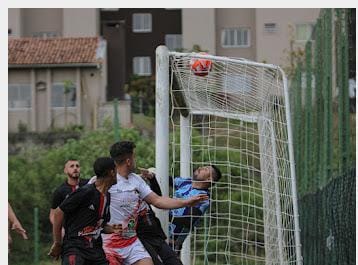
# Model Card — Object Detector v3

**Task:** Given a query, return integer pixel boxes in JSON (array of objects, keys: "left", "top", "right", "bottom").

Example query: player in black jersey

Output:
[
  {"left": 50, "top": 159, "right": 88, "bottom": 226},
  {"left": 48, "top": 157, "right": 117, "bottom": 265},
  {"left": 137, "top": 169, "right": 183, "bottom": 265}
]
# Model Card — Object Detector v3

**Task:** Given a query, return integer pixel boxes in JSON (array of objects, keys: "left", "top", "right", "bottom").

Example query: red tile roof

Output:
[{"left": 8, "top": 37, "right": 104, "bottom": 66}]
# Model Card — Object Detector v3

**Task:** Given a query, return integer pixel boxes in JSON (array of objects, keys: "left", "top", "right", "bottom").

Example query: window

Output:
[
  {"left": 221, "top": 28, "right": 250, "bottom": 48},
  {"left": 165, "top": 34, "right": 182, "bottom": 51},
  {"left": 133, "top": 57, "right": 152, "bottom": 76},
  {"left": 9, "top": 84, "right": 32, "bottom": 109},
  {"left": 132, "top": 13, "right": 152, "bottom": 33},
  {"left": 51, "top": 82, "right": 76, "bottom": 108},
  {"left": 264, "top": 23, "right": 277, "bottom": 33},
  {"left": 295, "top": 24, "right": 315, "bottom": 41}
]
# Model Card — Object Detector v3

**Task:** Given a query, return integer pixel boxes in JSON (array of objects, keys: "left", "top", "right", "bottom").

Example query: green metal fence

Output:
[
  {"left": 289, "top": 8, "right": 355, "bottom": 265},
  {"left": 299, "top": 168, "right": 355, "bottom": 265},
  {"left": 290, "top": 8, "right": 355, "bottom": 192}
]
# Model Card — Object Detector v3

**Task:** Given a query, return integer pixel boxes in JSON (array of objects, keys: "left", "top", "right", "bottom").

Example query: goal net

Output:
[{"left": 155, "top": 46, "right": 302, "bottom": 265}]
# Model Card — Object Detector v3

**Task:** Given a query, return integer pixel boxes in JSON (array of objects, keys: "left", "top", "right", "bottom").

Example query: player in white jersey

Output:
[{"left": 103, "top": 141, "right": 208, "bottom": 265}]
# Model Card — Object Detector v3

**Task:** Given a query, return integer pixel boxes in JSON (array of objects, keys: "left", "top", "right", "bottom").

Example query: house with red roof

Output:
[{"left": 8, "top": 36, "right": 114, "bottom": 132}]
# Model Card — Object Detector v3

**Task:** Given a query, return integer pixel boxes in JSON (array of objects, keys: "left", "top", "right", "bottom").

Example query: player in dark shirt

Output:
[
  {"left": 49, "top": 159, "right": 88, "bottom": 226},
  {"left": 48, "top": 157, "right": 117, "bottom": 265},
  {"left": 137, "top": 169, "right": 183, "bottom": 265}
]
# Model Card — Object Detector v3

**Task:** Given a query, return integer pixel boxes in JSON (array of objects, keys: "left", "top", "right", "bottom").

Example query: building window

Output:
[
  {"left": 221, "top": 28, "right": 250, "bottom": 48},
  {"left": 51, "top": 82, "right": 76, "bottom": 108},
  {"left": 32, "top": 31, "right": 60, "bottom": 38},
  {"left": 133, "top": 57, "right": 152, "bottom": 76},
  {"left": 165, "top": 34, "right": 182, "bottom": 51},
  {"left": 264, "top": 23, "right": 277, "bottom": 33},
  {"left": 8, "top": 84, "right": 31, "bottom": 109},
  {"left": 132, "top": 13, "right": 152, "bottom": 33},
  {"left": 295, "top": 24, "right": 315, "bottom": 41}
]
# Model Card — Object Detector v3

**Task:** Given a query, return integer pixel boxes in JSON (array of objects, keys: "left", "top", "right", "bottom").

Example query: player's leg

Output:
[
  {"left": 126, "top": 238, "right": 153, "bottom": 265},
  {"left": 157, "top": 240, "right": 183, "bottom": 265},
  {"left": 62, "top": 251, "right": 85, "bottom": 265},
  {"left": 132, "top": 257, "right": 153, "bottom": 265},
  {"left": 139, "top": 238, "right": 164, "bottom": 265},
  {"left": 87, "top": 247, "right": 110, "bottom": 265},
  {"left": 103, "top": 248, "right": 124, "bottom": 265}
]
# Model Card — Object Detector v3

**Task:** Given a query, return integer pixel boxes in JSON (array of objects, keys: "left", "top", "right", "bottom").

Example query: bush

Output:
[{"left": 8, "top": 127, "right": 155, "bottom": 264}]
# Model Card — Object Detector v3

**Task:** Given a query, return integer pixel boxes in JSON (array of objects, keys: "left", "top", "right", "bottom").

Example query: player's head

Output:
[
  {"left": 64, "top": 158, "right": 80, "bottom": 179},
  {"left": 93, "top": 157, "right": 117, "bottom": 186},
  {"left": 193, "top": 165, "right": 222, "bottom": 188},
  {"left": 110, "top": 141, "right": 136, "bottom": 173}
]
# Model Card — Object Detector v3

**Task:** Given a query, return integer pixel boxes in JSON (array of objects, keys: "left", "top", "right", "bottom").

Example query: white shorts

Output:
[{"left": 102, "top": 235, "right": 151, "bottom": 265}]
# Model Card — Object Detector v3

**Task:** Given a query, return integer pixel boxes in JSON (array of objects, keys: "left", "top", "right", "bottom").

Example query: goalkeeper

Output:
[
  {"left": 168, "top": 165, "right": 222, "bottom": 255},
  {"left": 140, "top": 165, "right": 222, "bottom": 256}
]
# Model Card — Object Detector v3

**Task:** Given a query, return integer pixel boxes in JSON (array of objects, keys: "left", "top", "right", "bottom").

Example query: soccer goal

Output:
[{"left": 155, "top": 46, "right": 302, "bottom": 265}]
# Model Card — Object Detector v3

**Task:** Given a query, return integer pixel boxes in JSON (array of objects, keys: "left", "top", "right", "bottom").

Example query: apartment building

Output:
[
  {"left": 8, "top": 8, "right": 182, "bottom": 132},
  {"left": 100, "top": 8, "right": 182, "bottom": 100},
  {"left": 8, "top": 8, "right": 320, "bottom": 132},
  {"left": 183, "top": 8, "right": 320, "bottom": 67}
]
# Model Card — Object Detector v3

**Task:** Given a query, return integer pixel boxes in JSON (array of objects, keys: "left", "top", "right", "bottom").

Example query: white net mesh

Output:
[{"left": 168, "top": 52, "right": 300, "bottom": 265}]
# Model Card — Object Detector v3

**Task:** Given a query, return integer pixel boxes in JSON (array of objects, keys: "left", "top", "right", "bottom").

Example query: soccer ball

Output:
[{"left": 190, "top": 53, "right": 212, "bottom": 77}]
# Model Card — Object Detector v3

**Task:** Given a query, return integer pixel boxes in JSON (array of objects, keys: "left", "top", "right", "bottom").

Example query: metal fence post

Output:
[{"left": 34, "top": 207, "right": 39, "bottom": 265}]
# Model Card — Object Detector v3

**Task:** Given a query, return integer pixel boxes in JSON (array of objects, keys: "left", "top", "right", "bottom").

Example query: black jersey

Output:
[
  {"left": 137, "top": 177, "right": 166, "bottom": 240},
  {"left": 51, "top": 179, "right": 88, "bottom": 209},
  {"left": 137, "top": 204, "right": 166, "bottom": 240},
  {"left": 59, "top": 183, "right": 110, "bottom": 249}
]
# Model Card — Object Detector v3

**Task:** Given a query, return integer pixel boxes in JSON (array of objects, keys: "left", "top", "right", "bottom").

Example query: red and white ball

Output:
[{"left": 190, "top": 53, "right": 212, "bottom": 77}]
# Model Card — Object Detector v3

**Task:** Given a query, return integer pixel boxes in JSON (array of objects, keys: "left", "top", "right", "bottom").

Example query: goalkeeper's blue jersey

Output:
[{"left": 169, "top": 177, "right": 210, "bottom": 246}]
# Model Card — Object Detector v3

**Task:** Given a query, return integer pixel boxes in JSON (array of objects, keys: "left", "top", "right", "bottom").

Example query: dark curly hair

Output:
[
  {"left": 110, "top": 141, "right": 136, "bottom": 164},
  {"left": 93, "top": 157, "right": 115, "bottom": 179}
]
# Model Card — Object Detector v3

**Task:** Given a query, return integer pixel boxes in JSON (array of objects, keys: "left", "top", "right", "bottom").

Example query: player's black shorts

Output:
[{"left": 62, "top": 246, "right": 108, "bottom": 265}]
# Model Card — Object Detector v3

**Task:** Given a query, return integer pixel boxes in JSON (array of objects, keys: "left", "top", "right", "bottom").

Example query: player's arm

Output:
[
  {"left": 49, "top": 190, "right": 63, "bottom": 225},
  {"left": 139, "top": 167, "right": 173, "bottom": 190},
  {"left": 52, "top": 208, "right": 64, "bottom": 244},
  {"left": 48, "top": 207, "right": 63, "bottom": 259},
  {"left": 144, "top": 191, "right": 208, "bottom": 209},
  {"left": 8, "top": 202, "right": 28, "bottom": 240}
]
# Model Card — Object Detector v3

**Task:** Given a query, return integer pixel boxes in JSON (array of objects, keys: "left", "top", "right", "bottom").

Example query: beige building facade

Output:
[
  {"left": 8, "top": 8, "right": 100, "bottom": 38},
  {"left": 182, "top": 8, "right": 320, "bottom": 67}
]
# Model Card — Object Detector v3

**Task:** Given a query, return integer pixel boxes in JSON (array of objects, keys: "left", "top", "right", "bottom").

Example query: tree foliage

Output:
[{"left": 8, "top": 127, "right": 155, "bottom": 264}]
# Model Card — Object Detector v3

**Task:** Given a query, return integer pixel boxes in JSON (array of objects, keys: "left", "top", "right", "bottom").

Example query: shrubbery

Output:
[{"left": 8, "top": 127, "right": 155, "bottom": 264}]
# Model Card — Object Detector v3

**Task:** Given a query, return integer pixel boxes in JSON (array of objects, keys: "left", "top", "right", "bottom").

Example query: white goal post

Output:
[{"left": 155, "top": 45, "right": 302, "bottom": 265}]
